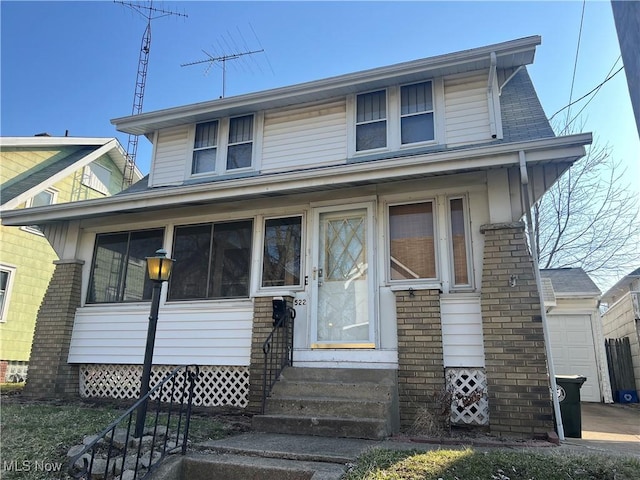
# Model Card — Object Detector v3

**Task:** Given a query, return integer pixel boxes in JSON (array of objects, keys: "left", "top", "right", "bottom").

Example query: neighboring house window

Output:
[
  {"left": 388, "top": 202, "right": 437, "bottom": 280},
  {"left": 82, "top": 163, "right": 112, "bottom": 194},
  {"left": 192, "top": 120, "right": 219, "bottom": 174},
  {"left": 227, "top": 115, "right": 253, "bottom": 170},
  {"left": 0, "top": 266, "right": 16, "bottom": 322},
  {"left": 262, "top": 216, "right": 302, "bottom": 288},
  {"left": 22, "top": 188, "right": 57, "bottom": 235},
  {"left": 449, "top": 197, "right": 471, "bottom": 287},
  {"left": 169, "top": 220, "right": 253, "bottom": 300},
  {"left": 401, "top": 81, "right": 434, "bottom": 144},
  {"left": 86, "top": 229, "right": 165, "bottom": 303},
  {"left": 356, "top": 90, "right": 387, "bottom": 151}
]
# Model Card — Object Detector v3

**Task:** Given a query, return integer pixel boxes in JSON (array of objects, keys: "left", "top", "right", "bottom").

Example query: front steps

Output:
[{"left": 252, "top": 367, "right": 399, "bottom": 440}]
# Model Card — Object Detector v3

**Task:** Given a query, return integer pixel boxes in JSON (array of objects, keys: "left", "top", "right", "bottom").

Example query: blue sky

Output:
[{"left": 1, "top": 0, "right": 638, "bottom": 181}]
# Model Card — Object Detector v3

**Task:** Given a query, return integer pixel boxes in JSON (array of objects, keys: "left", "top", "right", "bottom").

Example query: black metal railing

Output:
[
  {"left": 261, "top": 306, "right": 295, "bottom": 413},
  {"left": 68, "top": 365, "right": 199, "bottom": 480}
]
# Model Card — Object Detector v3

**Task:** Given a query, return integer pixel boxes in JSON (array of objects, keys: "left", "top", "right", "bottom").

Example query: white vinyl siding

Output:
[
  {"left": 444, "top": 72, "right": 492, "bottom": 147},
  {"left": 262, "top": 100, "right": 347, "bottom": 172},
  {"left": 68, "top": 303, "right": 254, "bottom": 365},
  {"left": 440, "top": 295, "right": 485, "bottom": 367},
  {"left": 152, "top": 126, "right": 190, "bottom": 186}
]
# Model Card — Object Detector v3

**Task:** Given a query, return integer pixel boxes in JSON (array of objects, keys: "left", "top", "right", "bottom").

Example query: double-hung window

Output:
[
  {"left": 262, "top": 216, "right": 302, "bottom": 288},
  {"left": 227, "top": 115, "right": 253, "bottom": 170},
  {"left": 192, "top": 121, "right": 218, "bottom": 175},
  {"left": 87, "top": 228, "right": 165, "bottom": 303},
  {"left": 356, "top": 90, "right": 387, "bottom": 151},
  {"left": 169, "top": 220, "right": 253, "bottom": 300},
  {"left": 388, "top": 201, "right": 437, "bottom": 280},
  {"left": 401, "top": 81, "right": 434, "bottom": 144}
]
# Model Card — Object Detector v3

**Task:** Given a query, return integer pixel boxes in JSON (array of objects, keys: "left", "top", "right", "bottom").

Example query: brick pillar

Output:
[
  {"left": 247, "top": 296, "right": 294, "bottom": 413},
  {"left": 479, "top": 222, "right": 553, "bottom": 437},
  {"left": 395, "top": 289, "right": 445, "bottom": 430},
  {"left": 23, "top": 260, "right": 83, "bottom": 398}
]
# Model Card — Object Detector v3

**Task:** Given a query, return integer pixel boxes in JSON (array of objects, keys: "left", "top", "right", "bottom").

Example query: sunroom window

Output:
[
  {"left": 227, "top": 115, "right": 253, "bottom": 170},
  {"left": 87, "top": 229, "right": 165, "bottom": 303},
  {"left": 192, "top": 120, "right": 218, "bottom": 174},
  {"left": 449, "top": 197, "right": 471, "bottom": 286},
  {"left": 401, "top": 81, "right": 434, "bottom": 144},
  {"left": 169, "top": 220, "right": 253, "bottom": 300},
  {"left": 389, "top": 201, "right": 436, "bottom": 280},
  {"left": 356, "top": 90, "right": 387, "bottom": 151},
  {"left": 262, "top": 216, "right": 302, "bottom": 288}
]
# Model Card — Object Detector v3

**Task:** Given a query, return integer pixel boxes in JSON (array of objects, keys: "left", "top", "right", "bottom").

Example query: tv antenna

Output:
[
  {"left": 182, "top": 26, "right": 270, "bottom": 98},
  {"left": 115, "top": 1, "right": 187, "bottom": 187}
]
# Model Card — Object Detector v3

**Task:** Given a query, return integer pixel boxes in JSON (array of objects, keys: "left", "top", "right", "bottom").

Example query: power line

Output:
[{"left": 565, "top": 0, "right": 587, "bottom": 128}]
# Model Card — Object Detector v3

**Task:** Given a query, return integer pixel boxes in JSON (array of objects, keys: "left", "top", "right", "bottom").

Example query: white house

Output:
[{"left": 1, "top": 36, "right": 592, "bottom": 439}]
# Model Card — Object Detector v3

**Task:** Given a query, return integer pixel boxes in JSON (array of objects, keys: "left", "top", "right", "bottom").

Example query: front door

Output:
[{"left": 310, "top": 204, "right": 375, "bottom": 348}]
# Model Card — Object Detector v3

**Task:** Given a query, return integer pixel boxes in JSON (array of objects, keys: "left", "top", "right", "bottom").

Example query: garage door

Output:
[{"left": 547, "top": 314, "right": 601, "bottom": 402}]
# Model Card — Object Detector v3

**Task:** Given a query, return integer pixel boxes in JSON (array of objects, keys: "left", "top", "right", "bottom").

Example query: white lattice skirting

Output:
[
  {"left": 445, "top": 367, "right": 489, "bottom": 426},
  {"left": 79, "top": 364, "right": 250, "bottom": 408}
]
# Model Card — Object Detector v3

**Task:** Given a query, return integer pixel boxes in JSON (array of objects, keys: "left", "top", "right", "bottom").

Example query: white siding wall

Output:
[
  {"left": 261, "top": 100, "right": 347, "bottom": 172},
  {"left": 440, "top": 295, "right": 485, "bottom": 367},
  {"left": 151, "top": 126, "right": 190, "bottom": 187},
  {"left": 68, "top": 301, "right": 253, "bottom": 366},
  {"left": 444, "top": 72, "right": 492, "bottom": 147}
]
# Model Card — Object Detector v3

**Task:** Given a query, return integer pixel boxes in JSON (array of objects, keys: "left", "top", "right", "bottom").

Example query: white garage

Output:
[{"left": 541, "top": 268, "right": 612, "bottom": 403}]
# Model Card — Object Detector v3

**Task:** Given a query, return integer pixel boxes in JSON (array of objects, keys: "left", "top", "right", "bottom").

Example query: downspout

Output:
[
  {"left": 519, "top": 150, "right": 565, "bottom": 441},
  {"left": 487, "top": 52, "right": 498, "bottom": 138}
]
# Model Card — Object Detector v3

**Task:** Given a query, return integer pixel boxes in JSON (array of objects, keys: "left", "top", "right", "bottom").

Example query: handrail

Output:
[
  {"left": 68, "top": 364, "right": 199, "bottom": 480},
  {"left": 261, "top": 307, "right": 295, "bottom": 414}
]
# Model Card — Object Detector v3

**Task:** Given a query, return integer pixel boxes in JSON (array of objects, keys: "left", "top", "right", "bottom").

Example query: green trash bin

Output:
[{"left": 555, "top": 375, "right": 587, "bottom": 438}]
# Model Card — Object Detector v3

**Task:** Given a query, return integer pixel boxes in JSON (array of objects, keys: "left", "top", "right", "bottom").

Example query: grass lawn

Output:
[
  {"left": 343, "top": 447, "right": 640, "bottom": 480},
  {"left": 0, "top": 385, "right": 243, "bottom": 480}
]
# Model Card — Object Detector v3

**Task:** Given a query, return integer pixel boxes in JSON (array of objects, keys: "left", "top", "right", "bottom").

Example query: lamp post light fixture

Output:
[{"left": 135, "top": 248, "right": 175, "bottom": 438}]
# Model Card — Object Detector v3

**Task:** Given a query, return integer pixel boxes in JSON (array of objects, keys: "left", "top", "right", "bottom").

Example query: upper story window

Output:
[
  {"left": 22, "top": 188, "right": 57, "bottom": 235},
  {"left": 0, "top": 266, "right": 15, "bottom": 322},
  {"left": 401, "top": 81, "right": 434, "bottom": 144},
  {"left": 191, "top": 115, "right": 255, "bottom": 177},
  {"left": 227, "top": 115, "right": 253, "bottom": 170},
  {"left": 87, "top": 229, "right": 165, "bottom": 303},
  {"left": 356, "top": 90, "right": 387, "bottom": 151},
  {"left": 82, "top": 163, "right": 112, "bottom": 195},
  {"left": 169, "top": 220, "right": 253, "bottom": 300},
  {"left": 388, "top": 201, "right": 437, "bottom": 281},
  {"left": 192, "top": 121, "right": 218, "bottom": 175}
]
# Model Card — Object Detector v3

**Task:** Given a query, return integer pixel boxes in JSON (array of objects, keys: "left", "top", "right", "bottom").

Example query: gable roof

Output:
[
  {"left": 113, "top": 36, "right": 542, "bottom": 136},
  {"left": 0, "top": 137, "right": 138, "bottom": 210},
  {"left": 602, "top": 266, "right": 640, "bottom": 302},
  {"left": 539, "top": 268, "right": 601, "bottom": 297}
]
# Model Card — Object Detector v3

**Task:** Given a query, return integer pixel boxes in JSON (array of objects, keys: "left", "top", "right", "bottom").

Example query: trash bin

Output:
[{"left": 555, "top": 375, "right": 587, "bottom": 438}]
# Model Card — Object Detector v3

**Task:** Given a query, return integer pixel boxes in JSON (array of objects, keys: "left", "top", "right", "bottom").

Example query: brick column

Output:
[
  {"left": 23, "top": 260, "right": 83, "bottom": 398},
  {"left": 479, "top": 222, "right": 553, "bottom": 437},
  {"left": 247, "top": 296, "right": 294, "bottom": 413},
  {"left": 395, "top": 289, "right": 445, "bottom": 430}
]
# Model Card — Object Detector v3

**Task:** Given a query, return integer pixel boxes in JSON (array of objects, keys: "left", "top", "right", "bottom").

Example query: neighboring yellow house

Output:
[{"left": 0, "top": 135, "right": 141, "bottom": 382}]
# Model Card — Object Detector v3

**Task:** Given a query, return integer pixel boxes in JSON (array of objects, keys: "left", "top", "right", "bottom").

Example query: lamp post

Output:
[{"left": 135, "top": 248, "right": 175, "bottom": 438}]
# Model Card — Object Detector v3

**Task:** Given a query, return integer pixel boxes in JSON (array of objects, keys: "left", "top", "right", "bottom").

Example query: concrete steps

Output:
[{"left": 252, "top": 367, "right": 399, "bottom": 440}]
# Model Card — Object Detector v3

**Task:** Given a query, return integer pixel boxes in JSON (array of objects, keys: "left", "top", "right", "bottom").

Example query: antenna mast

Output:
[
  {"left": 115, "top": 1, "right": 187, "bottom": 187},
  {"left": 182, "top": 48, "right": 264, "bottom": 98}
]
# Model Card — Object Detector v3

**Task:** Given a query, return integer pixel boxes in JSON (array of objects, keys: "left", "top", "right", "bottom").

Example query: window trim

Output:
[
  {"left": 189, "top": 113, "right": 261, "bottom": 179},
  {"left": 386, "top": 199, "right": 439, "bottom": 284},
  {"left": 259, "top": 214, "right": 305, "bottom": 292},
  {"left": 191, "top": 120, "right": 220, "bottom": 176},
  {"left": 399, "top": 79, "right": 436, "bottom": 147},
  {"left": 21, "top": 188, "right": 58, "bottom": 236},
  {"left": 354, "top": 89, "right": 389, "bottom": 153},
  {"left": 0, "top": 264, "right": 16, "bottom": 322},
  {"left": 447, "top": 195, "right": 474, "bottom": 290}
]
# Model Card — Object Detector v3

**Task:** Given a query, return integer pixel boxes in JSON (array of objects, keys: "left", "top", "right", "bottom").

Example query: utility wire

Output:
[
  {"left": 565, "top": 0, "right": 587, "bottom": 129},
  {"left": 549, "top": 65, "right": 624, "bottom": 122}
]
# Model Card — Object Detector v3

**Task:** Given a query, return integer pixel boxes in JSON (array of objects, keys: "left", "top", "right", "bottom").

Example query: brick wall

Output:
[
  {"left": 479, "top": 222, "right": 553, "bottom": 437},
  {"left": 23, "top": 260, "right": 83, "bottom": 398},
  {"left": 247, "top": 296, "right": 293, "bottom": 413},
  {"left": 395, "top": 289, "right": 445, "bottom": 430}
]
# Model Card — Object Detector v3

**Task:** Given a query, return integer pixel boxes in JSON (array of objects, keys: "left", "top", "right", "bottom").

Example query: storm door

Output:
[{"left": 310, "top": 205, "right": 375, "bottom": 348}]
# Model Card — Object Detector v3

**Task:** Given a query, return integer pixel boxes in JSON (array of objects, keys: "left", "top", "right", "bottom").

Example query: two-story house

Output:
[
  {"left": 0, "top": 135, "right": 140, "bottom": 383},
  {"left": 1, "top": 36, "right": 592, "bottom": 438}
]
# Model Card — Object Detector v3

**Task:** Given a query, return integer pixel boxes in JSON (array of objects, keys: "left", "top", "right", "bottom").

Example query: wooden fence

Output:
[{"left": 605, "top": 337, "right": 637, "bottom": 396}]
